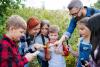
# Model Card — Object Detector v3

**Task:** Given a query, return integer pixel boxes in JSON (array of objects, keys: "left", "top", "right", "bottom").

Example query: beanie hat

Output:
[{"left": 27, "top": 17, "right": 41, "bottom": 30}]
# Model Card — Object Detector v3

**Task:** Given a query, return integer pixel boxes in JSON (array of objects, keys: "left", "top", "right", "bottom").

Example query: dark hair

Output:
[
  {"left": 88, "top": 13, "right": 100, "bottom": 64},
  {"left": 77, "top": 17, "right": 90, "bottom": 29},
  {"left": 41, "top": 20, "right": 50, "bottom": 29},
  {"left": 40, "top": 20, "right": 50, "bottom": 37},
  {"left": 68, "top": 0, "right": 83, "bottom": 10}
]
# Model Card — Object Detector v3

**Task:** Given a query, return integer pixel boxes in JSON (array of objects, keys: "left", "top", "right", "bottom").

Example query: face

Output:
[
  {"left": 29, "top": 24, "right": 40, "bottom": 36},
  {"left": 41, "top": 24, "right": 49, "bottom": 36},
  {"left": 48, "top": 32, "right": 58, "bottom": 41},
  {"left": 11, "top": 28, "right": 26, "bottom": 41},
  {"left": 69, "top": 7, "right": 83, "bottom": 18},
  {"left": 77, "top": 23, "right": 91, "bottom": 38}
]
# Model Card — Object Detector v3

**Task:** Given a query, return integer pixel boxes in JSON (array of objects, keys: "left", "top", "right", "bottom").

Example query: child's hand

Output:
[
  {"left": 54, "top": 41, "right": 59, "bottom": 46},
  {"left": 54, "top": 49, "right": 62, "bottom": 54},
  {"left": 68, "top": 44, "right": 73, "bottom": 52},
  {"left": 33, "top": 43, "right": 44, "bottom": 50},
  {"left": 81, "top": 60, "right": 90, "bottom": 67}
]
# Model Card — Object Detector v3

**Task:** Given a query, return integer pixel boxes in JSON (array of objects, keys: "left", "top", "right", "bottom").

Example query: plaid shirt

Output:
[{"left": 0, "top": 35, "right": 28, "bottom": 67}]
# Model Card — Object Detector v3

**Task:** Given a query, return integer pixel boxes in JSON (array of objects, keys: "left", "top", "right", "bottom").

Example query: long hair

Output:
[
  {"left": 88, "top": 13, "right": 100, "bottom": 63},
  {"left": 77, "top": 17, "right": 90, "bottom": 28},
  {"left": 40, "top": 20, "right": 50, "bottom": 38}
]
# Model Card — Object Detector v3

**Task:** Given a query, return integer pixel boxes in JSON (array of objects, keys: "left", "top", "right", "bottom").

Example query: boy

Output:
[
  {"left": 0, "top": 15, "right": 36, "bottom": 67},
  {"left": 45, "top": 25, "right": 68, "bottom": 67}
]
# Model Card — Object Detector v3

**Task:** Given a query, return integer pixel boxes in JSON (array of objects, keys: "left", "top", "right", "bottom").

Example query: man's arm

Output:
[
  {"left": 59, "top": 17, "right": 77, "bottom": 43},
  {"left": 65, "top": 17, "right": 77, "bottom": 38}
]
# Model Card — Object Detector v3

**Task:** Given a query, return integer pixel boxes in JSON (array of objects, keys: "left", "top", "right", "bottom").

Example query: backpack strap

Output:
[{"left": 41, "top": 34, "right": 45, "bottom": 45}]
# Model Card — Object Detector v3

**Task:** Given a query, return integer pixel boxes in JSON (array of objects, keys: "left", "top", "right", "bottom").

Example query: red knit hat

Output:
[{"left": 27, "top": 17, "right": 41, "bottom": 30}]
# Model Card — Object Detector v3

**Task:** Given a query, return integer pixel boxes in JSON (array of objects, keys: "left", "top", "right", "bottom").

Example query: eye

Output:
[{"left": 20, "top": 30, "right": 25, "bottom": 34}]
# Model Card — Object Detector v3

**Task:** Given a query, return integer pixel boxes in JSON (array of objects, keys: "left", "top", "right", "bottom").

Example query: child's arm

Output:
[
  {"left": 68, "top": 45, "right": 78, "bottom": 57},
  {"left": 55, "top": 48, "right": 65, "bottom": 55},
  {"left": 54, "top": 41, "right": 69, "bottom": 56}
]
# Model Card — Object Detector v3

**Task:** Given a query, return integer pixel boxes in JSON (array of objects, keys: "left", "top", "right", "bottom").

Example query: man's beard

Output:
[
  {"left": 76, "top": 15, "right": 84, "bottom": 20},
  {"left": 76, "top": 12, "right": 85, "bottom": 20}
]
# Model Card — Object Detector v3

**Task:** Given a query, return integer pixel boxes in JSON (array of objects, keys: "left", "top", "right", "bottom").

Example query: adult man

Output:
[{"left": 59, "top": 0, "right": 100, "bottom": 43}]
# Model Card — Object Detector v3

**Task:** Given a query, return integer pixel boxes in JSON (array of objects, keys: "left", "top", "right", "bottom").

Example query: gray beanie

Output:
[{"left": 68, "top": 0, "right": 83, "bottom": 10}]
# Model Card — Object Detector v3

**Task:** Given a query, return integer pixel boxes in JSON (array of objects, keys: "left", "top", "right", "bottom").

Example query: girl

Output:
[
  {"left": 69, "top": 17, "right": 92, "bottom": 67},
  {"left": 18, "top": 17, "right": 42, "bottom": 67},
  {"left": 88, "top": 13, "right": 100, "bottom": 67},
  {"left": 35, "top": 20, "right": 50, "bottom": 67}
]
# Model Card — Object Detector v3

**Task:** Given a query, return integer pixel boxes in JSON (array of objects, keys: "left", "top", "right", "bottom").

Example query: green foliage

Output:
[
  {"left": 12, "top": 8, "right": 78, "bottom": 67},
  {"left": 13, "top": 8, "right": 69, "bottom": 34},
  {"left": 0, "top": 0, "right": 24, "bottom": 36},
  {"left": 94, "top": 0, "right": 100, "bottom": 9},
  {"left": 0, "top": 7, "right": 79, "bottom": 67},
  {"left": 0, "top": 0, "right": 24, "bottom": 25}
]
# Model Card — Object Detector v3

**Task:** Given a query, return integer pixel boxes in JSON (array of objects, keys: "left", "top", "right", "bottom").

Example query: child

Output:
[
  {"left": 35, "top": 20, "right": 50, "bottom": 67},
  {"left": 87, "top": 13, "right": 100, "bottom": 67},
  {"left": 46, "top": 25, "right": 68, "bottom": 67},
  {"left": 69, "top": 17, "right": 92, "bottom": 67},
  {"left": 18, "top": 17, "right": 42, "bottom": 67},
  {"left": 0, "top": 15, "right": 36, "bottom": 67}
]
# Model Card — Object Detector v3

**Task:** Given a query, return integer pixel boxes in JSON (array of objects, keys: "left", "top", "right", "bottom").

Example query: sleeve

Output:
[
  {"left": 64, "top": 17, "right": 77, "bottom": 38},
  {"left": 0, "top": 43, "right": 10, "bottom": 66},
  {"left": 94, "top": 9, "right": 100, "bottom": 13},
  {"left": 0, "top": 41, "right": 28, "bottom": 67},
  {"left": 16, "top": 55, "right": 28, "bottom": 67}
]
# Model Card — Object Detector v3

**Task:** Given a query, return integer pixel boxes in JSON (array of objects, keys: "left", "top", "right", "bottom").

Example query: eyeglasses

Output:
[{"left": 70, "top": 8, "right": 81, "bottom": 16}]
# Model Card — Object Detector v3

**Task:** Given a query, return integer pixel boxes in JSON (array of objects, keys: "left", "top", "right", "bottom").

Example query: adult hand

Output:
[
  {"left": 54, "top": 35, "right": 68, "bottom": 46},
  {"left": 60, "top": 35, "right": 68, "bottom": 43}
]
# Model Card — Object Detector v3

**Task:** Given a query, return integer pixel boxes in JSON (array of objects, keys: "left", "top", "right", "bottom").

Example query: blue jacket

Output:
[{"left": 64, "top": 7, "right": 100, "bottom": 38}]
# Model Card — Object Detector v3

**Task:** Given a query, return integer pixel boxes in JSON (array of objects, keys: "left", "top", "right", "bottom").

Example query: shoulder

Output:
[
  {"left": 0, "top": 40, "right": 11, "bottom": 51},
  {"left": 87, "top": 7, "right": 100, "bottom": 13},
  {"left": 36, "top": 34, "right": 41, "bottom": 38},
  {"left": 71, "top": 17, "right": 77, "bottom": 22}
]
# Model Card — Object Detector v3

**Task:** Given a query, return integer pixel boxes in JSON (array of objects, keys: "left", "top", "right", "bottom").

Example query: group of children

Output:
[
  {"left": 0, "top": 13, "right": 100, "bottom": 67},
  {"left": 12, "top": 16, "right": 69, "bottom": 67}
]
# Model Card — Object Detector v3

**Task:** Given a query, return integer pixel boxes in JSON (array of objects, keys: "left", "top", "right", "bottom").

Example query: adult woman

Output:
[{"left": 19, "top": 17, "right": 41, "bottom": 67}]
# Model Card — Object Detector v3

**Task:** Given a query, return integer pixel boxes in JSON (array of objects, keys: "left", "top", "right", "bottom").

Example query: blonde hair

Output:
[
  {"left": 6, "top": 15, "right": 27, "bottom": 30},
  {"left": 49, "top": 25, "right": 60, "bottom": 33}
]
